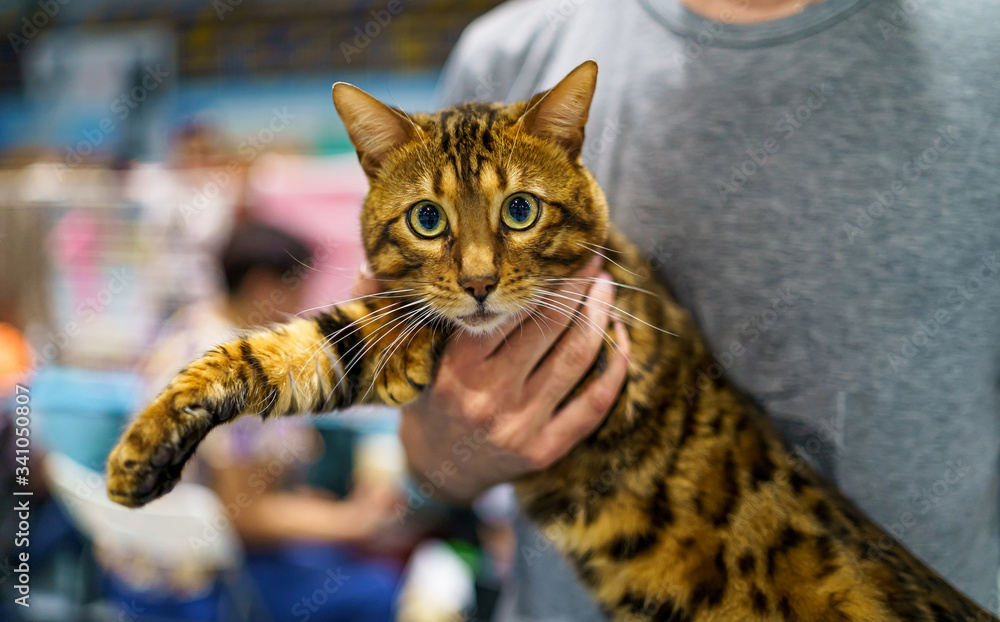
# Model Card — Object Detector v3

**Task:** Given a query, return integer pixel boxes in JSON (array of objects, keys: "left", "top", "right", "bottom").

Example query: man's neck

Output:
[{"left": 679, "top": 0, "right": 826, "bottom": 24}]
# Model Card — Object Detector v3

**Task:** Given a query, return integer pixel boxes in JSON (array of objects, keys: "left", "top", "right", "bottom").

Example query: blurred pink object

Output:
[
  {"left": 248, "top": 153, "right": 370, "bottom": 309},
  {"left": 50, "top": 209, "right": 103, "bottom": 303}
]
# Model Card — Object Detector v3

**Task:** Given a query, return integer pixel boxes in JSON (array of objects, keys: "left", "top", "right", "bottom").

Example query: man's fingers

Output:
[
  {"left": 526, "top": 320, "right": 630, "bottom": 470},
  {"left": 443, "top": 315, "right": 520, "bottom": 367},
  {"left": 495, "top": 261, "right": 607, "bottom": 373},
  {"left": 351, "top": 263, "right": 384, "bottom": 298},
  {"left": 526, "top": 276, "right": 615, "bottom": 412}
]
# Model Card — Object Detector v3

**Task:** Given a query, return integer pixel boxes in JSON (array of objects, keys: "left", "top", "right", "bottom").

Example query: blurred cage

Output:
[
  {"left": 0, "top": 166, "right": 162, "bottom": 371},
  {"left": 0, "top": 172, "right": 51, "bottom": 332}
]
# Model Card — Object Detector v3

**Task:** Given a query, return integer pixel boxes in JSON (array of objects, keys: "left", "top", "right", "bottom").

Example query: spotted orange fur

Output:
[{"left": 107, "top": 61, "right": 996, "bottom": 621}]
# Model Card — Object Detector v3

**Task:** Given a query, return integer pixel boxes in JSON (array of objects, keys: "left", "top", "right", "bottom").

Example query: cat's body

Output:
[{"left": 107, "top": 62, "right": 996, "bottom": 621}]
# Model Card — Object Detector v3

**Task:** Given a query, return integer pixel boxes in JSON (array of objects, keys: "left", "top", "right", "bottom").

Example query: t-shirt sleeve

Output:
[{"left": 435, "top": 0, "right": 560, "bottom": 108}]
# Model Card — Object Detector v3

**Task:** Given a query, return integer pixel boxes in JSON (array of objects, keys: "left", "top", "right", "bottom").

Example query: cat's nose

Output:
[{"left": 461, "top": 276, "right": 497, "bottom": 304}]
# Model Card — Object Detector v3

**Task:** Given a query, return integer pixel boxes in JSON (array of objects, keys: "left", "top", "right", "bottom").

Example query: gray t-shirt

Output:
[{"left": 437, "top": 0, "right": 1000, "bottom": 618}]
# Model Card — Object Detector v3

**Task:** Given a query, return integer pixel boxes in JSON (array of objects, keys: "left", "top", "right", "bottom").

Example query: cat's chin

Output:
[{"left": 453, "top": 309, "right": 507, "bottom": 335}]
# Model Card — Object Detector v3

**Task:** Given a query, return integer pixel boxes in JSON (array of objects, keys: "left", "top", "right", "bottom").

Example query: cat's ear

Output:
[
  {"left": 521, "top": 60, "right": 598, "bottom": 159},
  {"left": 332, "top": 82, "right": 415, "bottom": 176}
]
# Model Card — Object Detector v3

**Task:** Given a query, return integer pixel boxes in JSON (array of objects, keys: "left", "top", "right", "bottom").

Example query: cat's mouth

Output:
[{"left": 456, "top": 308, "right": 505, "bottom": 333}]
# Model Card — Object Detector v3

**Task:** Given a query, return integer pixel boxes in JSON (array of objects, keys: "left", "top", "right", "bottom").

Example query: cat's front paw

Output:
[
  {"left": 106, "top": 399, "right": 216, "bottom": 507},
  {"left": 374, "top": 328, "right": 436, "bottom": 406}
]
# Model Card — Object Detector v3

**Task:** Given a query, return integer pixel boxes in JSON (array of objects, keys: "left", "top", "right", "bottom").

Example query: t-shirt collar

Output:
[{"left": 638, "top": 0, "right": 871, "bottom": 48}]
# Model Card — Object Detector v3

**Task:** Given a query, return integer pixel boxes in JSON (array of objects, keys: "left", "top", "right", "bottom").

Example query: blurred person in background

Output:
[
  {"left": 127, "top": 121, "right": 244, "bottom": 320},
  {"left": 371, "top": 0, "right": 1000, "bottom": 620},
  {"left": 139, "top": 220, "right": 401, "bottom": 622}
]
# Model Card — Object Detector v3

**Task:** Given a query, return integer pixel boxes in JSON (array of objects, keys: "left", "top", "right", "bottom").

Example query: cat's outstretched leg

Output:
[{"left": 106, "top": 299, "right": 438, "bottom": 507}]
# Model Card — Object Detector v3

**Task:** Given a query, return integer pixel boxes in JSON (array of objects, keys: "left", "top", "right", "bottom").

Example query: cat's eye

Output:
[
  {"left": 408, "top": 201, "right": 447, "bottom": 238},
  {"left": 501, "top": 193, "right": 540, "bottom": 230}
]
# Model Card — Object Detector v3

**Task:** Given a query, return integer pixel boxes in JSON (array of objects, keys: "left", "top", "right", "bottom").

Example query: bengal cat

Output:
[{"left": 106, "top": 61, "right": 996, "bottom": 621}]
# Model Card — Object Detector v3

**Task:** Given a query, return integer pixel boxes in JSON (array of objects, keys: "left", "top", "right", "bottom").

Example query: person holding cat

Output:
[
  {"left": 103, "top": 0, "right": 999, "bottom": 618},
  {"left": 385, "top": 0, "right": 1000, "bottom": 619}
]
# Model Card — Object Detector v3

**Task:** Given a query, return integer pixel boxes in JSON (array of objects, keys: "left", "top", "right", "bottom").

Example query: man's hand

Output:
[{"left": 354, "top": 260, "right": 630, "bottom": 503}]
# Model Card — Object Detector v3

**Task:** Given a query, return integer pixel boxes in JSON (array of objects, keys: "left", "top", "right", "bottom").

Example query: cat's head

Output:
[{"left": 332, "top": 61, "right": 607, "bottom": 334}]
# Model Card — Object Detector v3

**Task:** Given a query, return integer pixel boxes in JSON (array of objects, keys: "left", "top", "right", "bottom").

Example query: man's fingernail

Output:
[
  {"left": 593, "top": 272, "right": 613, "bottom": 293},
  {"left": 589, "top": 255, "right": 603, "bottom": 269},
  {"left": 359, "top": 262, "right": 373, "bottom": 278},
  {"left": 614, "top": 320, "right": 631, "bottom": 358}
]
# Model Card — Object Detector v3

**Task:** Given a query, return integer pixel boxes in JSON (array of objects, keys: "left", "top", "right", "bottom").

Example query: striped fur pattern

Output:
[{"left": 107, "top": 61, "right": 995, "bottom": 621}]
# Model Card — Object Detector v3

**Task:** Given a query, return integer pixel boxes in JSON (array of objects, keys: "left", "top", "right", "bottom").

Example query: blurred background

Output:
[{"left": 0, "top": 1, "right": 517, "bottom": 620}]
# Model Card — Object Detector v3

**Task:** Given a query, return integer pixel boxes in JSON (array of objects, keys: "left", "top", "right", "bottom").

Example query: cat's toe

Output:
[
  {"left": 107, "top": 450, "right": 180, "bottom": 508},
  {"left": 106, "top": 439, "right": 183, "bottom": 508},
  {"left": 105, "top": 401, "right": 212, "bottom": 507}
]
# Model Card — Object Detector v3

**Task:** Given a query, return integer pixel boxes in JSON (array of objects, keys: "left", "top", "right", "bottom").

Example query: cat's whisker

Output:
[
  {"left": 246, "top": 381, "right": 282, "bottom": 419},
  {"left": 333, "top": 302, "right": 427, "bottom": 368},
  {"left": 403, "top": 113, "right": 435, "bottom": 177},
  {"left": 293, "top": 289, "right": 419, "bottom": 318},
  {"left": 405, "top": 308, "right": 440, "bottom": 349},
  {"left": 527, "top": 292, "right": 627, "bottom": 358},
  {"left": 527, "top": 296, "right": 626, "bottom": 360},
  {"left": 350, "top": 305, "right": 433, "bottom": 401},
  {"left": 294, "top": 299, "right": 424, "bottom": 389},
  {"left": 505, "top": 87, "right": 552, "bottom": 172},
  {"left": 285, "top": 251, "right": 322, "bottom": 274},
  {"left": 372, "top": 305, "right": 432, "bottom": 376},
  {"left": 541, "top": 276, "right": 658, "bottom": 297},
  {"left": 363, "top": 306, "right": 436, "bottom": 401},
  {"left": 283, "top": 254, "right": 430, "bottom": 287},
  {"left": 299, "top": 301, "right": 406, "bottom": 368},
  {"left": 535, "top": 292, "right": 644, "bottom": 339},
  {"left": 306, "top": 299, "right": 412, "bottom": 354},
  {"left": 538, "top": 289, "right": 676, "bottom": 337},
  {"left": 444, "top": 325, "right": 465, "bottom": 343},
  {"left": 576, "top": 243, "right": 643, "bottom": 279},
  {"left": 335, "top": 300, "right": 429, "bottom": 378},
  {"left": 281, "top": 253, "right": 397, "bottom": 282},
  {"left": 328, "top": 312, "right": 417, "bottom": 402},
  {"left": 580, "top": 241, "right": 625, "bottom": 255},
  {"left": 384, "top": 84, "right": 435, "bottom": 176},
  {"left": 521, "top": 303, "right": 557, "bottom": 339},
  {"left": 533, "top": 289, "right": 636, "bottom": 328}
]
